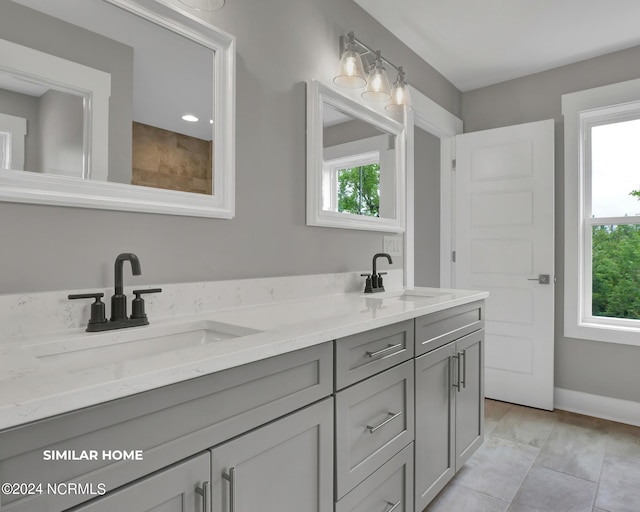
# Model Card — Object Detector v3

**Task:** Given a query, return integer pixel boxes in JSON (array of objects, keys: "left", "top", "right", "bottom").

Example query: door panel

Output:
[{"left": 454, "top": 119, "right": 555, "bottom": 410}]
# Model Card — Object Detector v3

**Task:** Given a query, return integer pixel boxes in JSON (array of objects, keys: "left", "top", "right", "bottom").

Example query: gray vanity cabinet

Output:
[
  {"left": 69, "top": 453, "right": 210, "bottom": 512},
  {"left": 210, "top": 398, "right": 333, "bottom": 512},
  {"left": 414, "top": 302, "right": 485, "bottom": 512}
]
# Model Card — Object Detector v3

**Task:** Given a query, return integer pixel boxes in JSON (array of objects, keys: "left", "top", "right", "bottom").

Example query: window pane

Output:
[
  {"left": 337, "top": 164, "right": 380, "bottom": 217},
  {"left": 592, "top": 224, "right": 640, "bottom": 320},
  {"left": 591, "top": 119, "right": 640, "bottom": 218}
]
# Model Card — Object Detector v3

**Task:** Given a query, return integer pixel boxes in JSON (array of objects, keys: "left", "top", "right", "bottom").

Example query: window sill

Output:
[{"left": 565, "top": 319, "right": 640, "bottom": 346}]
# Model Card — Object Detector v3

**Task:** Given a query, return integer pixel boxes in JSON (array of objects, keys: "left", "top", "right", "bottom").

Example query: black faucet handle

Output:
[
  {"left": 133, "top": 288, "right": 162, "bottom": 296},
  {"left": 68, "top": 292, "right": 104, "bottom": 300},
  {"left": 68, "top": 292, "right": 107, "bottom": 327},
  {"left": 361, "top": 274, "right": 374, "bottom": 293},
  {"left": 377, "top": 272, "right": 388, "bottom": 276},
  {"left": 131, "top": 288, "right": 162, "bottom": 320}
]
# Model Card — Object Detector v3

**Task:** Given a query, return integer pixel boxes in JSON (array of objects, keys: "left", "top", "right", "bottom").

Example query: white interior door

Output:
[{"left": 454, "top": 119, "right": 555, "bottom": 410}]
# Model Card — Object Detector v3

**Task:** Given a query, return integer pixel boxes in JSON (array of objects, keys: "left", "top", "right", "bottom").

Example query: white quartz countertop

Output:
[{"left": 0, "top": 287, "right": 487, "bottom": 431}]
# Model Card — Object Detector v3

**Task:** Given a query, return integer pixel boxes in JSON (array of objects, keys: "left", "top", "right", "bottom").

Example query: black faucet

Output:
[
  {"left": 362, "top": 252, "right": 393, "bottom": 293},
  {"left": 69, "top": 253, "right": 161, "bottom": 332},
  {"left": 112, "top": 253, "right": 141, "bottom": 322}
]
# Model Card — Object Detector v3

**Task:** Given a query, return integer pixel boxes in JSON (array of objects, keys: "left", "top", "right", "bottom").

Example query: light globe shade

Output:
[
  {"left": 334, "top": 50, "right": 367, "bottom": 89},
  {"left": 178, "top": 0, "right": 224, "bottom": 11},
  {"left": 385, "top": 74, "right": 413, "bottom": 113},
  {"left": 362, "top": 65, "right": 391, "bottom": 102}
]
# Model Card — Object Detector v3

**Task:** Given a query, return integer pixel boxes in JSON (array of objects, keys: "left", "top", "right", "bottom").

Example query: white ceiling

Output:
[{"left": 354, "top": 0, "right": 640, "bottom": 91}]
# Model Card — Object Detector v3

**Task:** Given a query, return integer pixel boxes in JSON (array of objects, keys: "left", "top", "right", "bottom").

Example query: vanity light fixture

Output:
[
  {"left": 334, "top": 32, "right": 412, "bottom": 111},
  {"left": 178, "top": 0, "right": 225, "bottom": 11},
  {"left": 386, "top": 66, "right": 412, "bottom": 112},
  {"left": 362, "top": 51, "right": 391, "bottom": 102},
  {"left": 181, "top": 114, "right": 199, "bottom": 122},
  {"left": 333, "top": 32, "right": 367, "bottom": 89}
]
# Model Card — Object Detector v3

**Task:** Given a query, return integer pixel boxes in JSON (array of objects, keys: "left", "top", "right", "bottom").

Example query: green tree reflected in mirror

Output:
[{"left": 337, "top": 163, "right": 380, "bottom": 217}]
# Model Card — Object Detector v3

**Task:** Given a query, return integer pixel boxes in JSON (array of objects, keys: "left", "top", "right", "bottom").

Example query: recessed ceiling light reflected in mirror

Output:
[
  {"left": 182, "top": 114, "right": 199, "bottom": 122},
  {"left": 178, "top": 0, "right": 225, "bottom": 11}
]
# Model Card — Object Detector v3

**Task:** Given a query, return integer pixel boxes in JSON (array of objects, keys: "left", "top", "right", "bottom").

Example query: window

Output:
[
  {"left": 323, "top": 151, "right": 380, "bottom": 217},
  {"left": 563, "top": 80, "right": 640, "bottom": 346}
]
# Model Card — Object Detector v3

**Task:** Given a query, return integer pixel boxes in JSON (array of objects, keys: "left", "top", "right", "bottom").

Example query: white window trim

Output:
[{"left": 562, "top": 78, "right": 640, "bottom": 346}]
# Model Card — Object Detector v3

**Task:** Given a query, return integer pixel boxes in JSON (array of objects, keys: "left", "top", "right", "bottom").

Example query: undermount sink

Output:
[
  {"left": 375, "top": 289, "right": 455, "bottom": 301},
  {"left": 22, "top": 320, "right": 261, "bottom": 372}
]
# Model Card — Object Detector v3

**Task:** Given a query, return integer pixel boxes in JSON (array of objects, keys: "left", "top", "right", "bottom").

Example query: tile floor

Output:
[{"left": 426, "top": 400, "right": 640, "bottom": 512}]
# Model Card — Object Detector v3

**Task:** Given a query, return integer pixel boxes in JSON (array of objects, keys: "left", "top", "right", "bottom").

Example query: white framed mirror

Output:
[
  {"left": 0, "top": 0, "right": 235, "bottom": 218},
  {"left": 306, "top": 80, "right": 406, "bottom": 232}
]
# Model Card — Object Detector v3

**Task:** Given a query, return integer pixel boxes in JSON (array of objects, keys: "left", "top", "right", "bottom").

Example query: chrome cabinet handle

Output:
[
  {"left": 460, "top": 349, "right": 467, "bottom": 389},
  {"left": 195, "top": 481, "right": 210, "bottom": 512},
  {"left": 366, "top": 411, "right": 403, "bottom": 433},
  {"left": 452, "top": 354, "right": 460, "bottom": 390},
  {"left": 385, "top": 499, "right": 401, "bottom": 512},
  {"left": 366, "top": 343, "right": 405, "bottom": 358},
  {"left": 222, "top": 467, "right": 236, "bottom": 512}
]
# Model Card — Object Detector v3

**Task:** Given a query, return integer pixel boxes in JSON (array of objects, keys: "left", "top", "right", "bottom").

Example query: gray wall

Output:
[
  {"left": 414, "top": 126, "right": 440, "bottom": 287},
  {"left": 0, "top": 0, "right": 460, "bottom": 294},
  {"left": 462, "top": 45, "right": 640, "bottom": 403},
  {"left": 37, "top": 90, "right": 84, "bottom": 176}
]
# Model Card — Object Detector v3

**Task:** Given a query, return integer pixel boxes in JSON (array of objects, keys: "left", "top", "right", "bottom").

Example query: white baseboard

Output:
[{"left": 554, "top": 387, "right": 640, "bottom": 427}]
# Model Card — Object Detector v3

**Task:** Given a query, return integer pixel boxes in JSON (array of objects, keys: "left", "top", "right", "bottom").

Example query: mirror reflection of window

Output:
[
  {"left": 322, "top": 103, "right": 395, "bottom": 218},
  {"left": 0, "top": 111, "right": 27, "bottom": 171},
  {"left": 0, "top": 131, "right": 10, "bottom": 169}
]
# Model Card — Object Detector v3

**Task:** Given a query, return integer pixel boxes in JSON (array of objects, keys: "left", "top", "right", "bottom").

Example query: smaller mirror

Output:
[{"left": 307, "top": 80, "right": 405, "bottom": 232}]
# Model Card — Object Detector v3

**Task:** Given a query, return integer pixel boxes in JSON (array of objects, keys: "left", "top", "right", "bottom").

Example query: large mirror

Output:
[
  {"left": 307, "top": 80, "right": 406, "bottom": 232},
  {"left": 0, "top": 0, "right": 235, "bottom": 218}
]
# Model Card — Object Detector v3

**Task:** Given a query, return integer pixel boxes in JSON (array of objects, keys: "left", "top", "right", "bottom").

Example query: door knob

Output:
[{"left": 527, "top": 274, "right": 550, "bottom": 284}]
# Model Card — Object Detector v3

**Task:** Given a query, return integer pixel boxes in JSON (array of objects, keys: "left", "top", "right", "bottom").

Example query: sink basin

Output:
[
  {"left": 373, "top": 289, "right": 455, "bottom": 301},
  {"left": 22, "top": 320, "right": 260, "bottom": 372}
]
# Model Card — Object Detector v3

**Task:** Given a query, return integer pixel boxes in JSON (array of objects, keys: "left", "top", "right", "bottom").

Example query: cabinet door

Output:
[
  {"left": 414, "top": 343, "right": 456, "bottom": 512},
  {"left": 71, "top": 453, "right": 209, "bottom": 512},
  {"left": 210, "top": 398, "right": 333, "bottom": 512},
  {"left": 455, "top": 329, "right": 485, "bottom": 469}
]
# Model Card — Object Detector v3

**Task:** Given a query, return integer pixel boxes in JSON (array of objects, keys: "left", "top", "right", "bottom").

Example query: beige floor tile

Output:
[
  {"left": 427, "top": 481, "right": 509, "bottom": 512},
  {"left": 485, "top": 399, "right": 514, "bottom": 435},
  {"left": 490, "top": 405, "right": 558, "bottom": 448},
  {"left": 507, "top": 466, "right": 597, "bottom": 512},
  {"left": 595, "top": 455, "right": 640, "bottom": 512},
  {"left": 534, "top": 422, "right": 606, "bottom": 482},
  {"left": 454, "top": 435, "right": 538, "bottom": 502}
]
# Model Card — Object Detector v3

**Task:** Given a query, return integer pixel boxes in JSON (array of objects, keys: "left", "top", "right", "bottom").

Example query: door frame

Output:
[{"left": 405, "top": 86, "right": 462, "bottom": 288}]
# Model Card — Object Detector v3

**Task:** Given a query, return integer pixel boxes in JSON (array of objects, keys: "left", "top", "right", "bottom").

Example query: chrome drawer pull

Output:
[
  {"left": 385, "top": 499, "right": 401, "bottom": 512},
  {"left": 366, "top": 343, "right": 404, "bottom": 358},
  {"left": 451, "top": 354, "right": 460, "bottom": 390},
  {"left": 222, "top": 467, "right": 236, "bottom": 512},
  {"left": 460, "top": 348, "right": 467, "bottom": 389},
  {"left": 195, "top": 481, "right": 210, "bottom": 512},
  {"left": 366, "top": 411, "right": 403, "bottom": 433}
]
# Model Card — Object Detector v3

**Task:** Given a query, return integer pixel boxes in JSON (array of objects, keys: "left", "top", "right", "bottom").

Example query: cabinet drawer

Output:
[
  {"left": 335, "top": 320, "right": 414, "bottom": 390},
  {"left": 415, "top": 301, "right": 484, "bottom": 356},
  {"left": 336, "top": 443, "right": 413, "bottom": 512},
  {"left": 335, "top": 360, "right": 414, "bottom": 499},
  {"left": 0, "top": 342, "right": 333, "bottom": 512}
]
